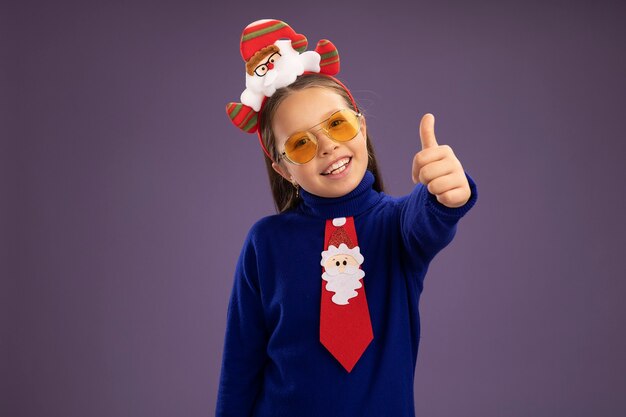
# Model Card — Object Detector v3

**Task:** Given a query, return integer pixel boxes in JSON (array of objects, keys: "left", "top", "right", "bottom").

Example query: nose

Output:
[
  {"left": 316, "top": 132, "right": 339, "bottom": 156},
  {"left": 268, "top": 62, "right": 274, "bottom": 70}
]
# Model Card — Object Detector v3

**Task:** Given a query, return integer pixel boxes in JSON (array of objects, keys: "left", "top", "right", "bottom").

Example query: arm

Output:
[
  {"left": 400, "top": 171, "right": 478, "bottom": 264},
  {"left": 400, "top": 113, "right": 478, "bottom": 264},
  {"left": 215, "top": 232, "right": 268, "bottom": 417}
]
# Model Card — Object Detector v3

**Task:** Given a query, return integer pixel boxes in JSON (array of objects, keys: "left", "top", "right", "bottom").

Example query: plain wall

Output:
[{"left": 3, "top": 0, "right": 625, "bottom": 416}]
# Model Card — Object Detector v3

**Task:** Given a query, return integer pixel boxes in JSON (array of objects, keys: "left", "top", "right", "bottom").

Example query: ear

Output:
[{"left": 272, "top": 161, "right": 293, "bottom": 182}]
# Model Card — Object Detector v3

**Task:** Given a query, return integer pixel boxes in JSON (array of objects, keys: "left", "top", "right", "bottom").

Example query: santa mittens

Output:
[
  {"left": 315, "top": 39, "right": 340, "bottom": 76},
  {"left": 291, "top": 33, "right": 308, "bottom": 53},
  {"left": 225, "top": 102, "right": 259, "bottom": 133}
]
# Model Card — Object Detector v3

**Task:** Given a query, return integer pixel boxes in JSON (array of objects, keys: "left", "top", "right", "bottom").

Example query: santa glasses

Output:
[
  {"left": 278, "top": 109, "right": 363, "bottom": 165},
  {"left": 254, "top": 52, "right": 281, "bottom": 77}
]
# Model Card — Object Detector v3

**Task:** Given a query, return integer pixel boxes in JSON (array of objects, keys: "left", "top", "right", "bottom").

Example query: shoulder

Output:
[
  {"left": 239, "top": 210, "right": 305, "bottom": 265},
  {"left": 372, "top": 189, "right": 415, "bottom": 213},
  {"left": 246, "top": 210, "right": 303, "bottom": 243}
]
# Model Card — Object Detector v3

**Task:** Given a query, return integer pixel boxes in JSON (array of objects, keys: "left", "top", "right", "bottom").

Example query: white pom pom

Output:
[{"left": 332, "top": 217, "right": 346, "bottom": 227}]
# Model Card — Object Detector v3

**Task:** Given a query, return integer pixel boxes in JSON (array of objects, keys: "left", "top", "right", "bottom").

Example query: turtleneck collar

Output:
[{"left": 297, "top": 170, "right": 383, "bottom": 219}]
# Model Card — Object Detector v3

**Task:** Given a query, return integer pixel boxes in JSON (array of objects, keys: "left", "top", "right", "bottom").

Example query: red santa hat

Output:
[
  {"left": 239, "top": 19, "right": 308, "bottom": 62},
  {"left": 328, "top": 217, "right": 354, "bottom": 248}
]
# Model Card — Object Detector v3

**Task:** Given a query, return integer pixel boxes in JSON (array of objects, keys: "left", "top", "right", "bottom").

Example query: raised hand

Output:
[{"left": 411, "top": 114, "right": 471, "bottom": 208}]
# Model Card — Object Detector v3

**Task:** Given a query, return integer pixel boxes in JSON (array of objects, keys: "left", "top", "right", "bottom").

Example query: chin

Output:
[{"left": 327, "top": 173, "right": 364, "bottom": 197}]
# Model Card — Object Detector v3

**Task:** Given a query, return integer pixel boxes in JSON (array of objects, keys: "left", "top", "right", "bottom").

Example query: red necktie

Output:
[{"left": 319, "top": 216, "right": 374, "bottom": 372}]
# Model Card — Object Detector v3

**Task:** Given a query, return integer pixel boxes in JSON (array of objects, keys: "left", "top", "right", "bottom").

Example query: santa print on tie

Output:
[{"left": 319, "top": 216, "right": 373, "bottom": 372}]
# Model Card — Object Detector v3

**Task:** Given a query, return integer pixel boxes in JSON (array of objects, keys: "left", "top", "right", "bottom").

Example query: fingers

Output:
[
  {"left": 411, "top": 145, "right": 453, "bottom": 183},
  {"left": 415, "top": 159, "right": 456, "bottom": 185},
  {"left": 434, "top": 186, "right": 471, "bottom": 208},
  {"left": 419, "top": 113, "right": 438, "bottom": 150},
  {"left": 412, "top": 113, "right": 470, "bottom": 207},
  {"left": 426, "top": 173, "right": 466, "bottom": 196}
]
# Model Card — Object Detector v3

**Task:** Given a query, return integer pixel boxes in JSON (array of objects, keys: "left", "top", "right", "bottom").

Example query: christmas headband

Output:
[{"left": 225, "top": 19, "right": 358, "bottom": 161}]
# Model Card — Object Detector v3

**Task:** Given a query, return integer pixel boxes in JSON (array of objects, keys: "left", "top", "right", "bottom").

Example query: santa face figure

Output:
[
  {"left": 321, "top": 244, "right": 365, "bottom": 305},
  {"left": 251, "top": 50, "right": 282, "bottom": 78},
  {"left": 240, "top": 39, "right": 321, "bottom": 112}
]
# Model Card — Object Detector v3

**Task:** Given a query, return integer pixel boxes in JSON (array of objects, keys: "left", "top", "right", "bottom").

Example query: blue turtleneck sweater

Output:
[{"left": 216, "top": 170, "right": 478, "bottom": 417}]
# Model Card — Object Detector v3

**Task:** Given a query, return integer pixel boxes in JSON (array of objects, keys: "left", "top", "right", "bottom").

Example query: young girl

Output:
[{"left": 217, "top": 19, "right": 477, "bottom": 417}]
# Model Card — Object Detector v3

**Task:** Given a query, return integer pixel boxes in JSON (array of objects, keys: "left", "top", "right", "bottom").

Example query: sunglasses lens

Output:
[
  {"left": 327, "top": 109, "right": 360, "bottom": 142},
  {"left": 283, "top": 110, "right": 361, "bottom": 164},
  {"left": 284, "top": 132, "right": 317, "bottom": 164}
]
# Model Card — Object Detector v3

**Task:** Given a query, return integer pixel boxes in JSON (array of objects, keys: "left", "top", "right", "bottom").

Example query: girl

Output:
[{"left": 217, "top": 19, "right": 477, "bottom": 417}]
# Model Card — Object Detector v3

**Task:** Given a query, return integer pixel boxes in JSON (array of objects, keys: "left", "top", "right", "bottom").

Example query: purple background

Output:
[{"left": 3, "top": 0, "right": 626, "bottom": 416}]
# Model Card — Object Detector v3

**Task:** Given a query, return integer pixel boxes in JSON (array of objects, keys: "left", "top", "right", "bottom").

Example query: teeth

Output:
[
  {"left": 332, "top": 165, "right": 347, "bottom": 174},
  {"left": 324, "top": 158, "right": 350, "bottom": 174}
]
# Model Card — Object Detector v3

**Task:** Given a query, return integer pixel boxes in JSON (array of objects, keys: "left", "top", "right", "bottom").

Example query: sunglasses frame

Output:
[{"left": 278, "top": 109, "right": 363, "bottom": 165}]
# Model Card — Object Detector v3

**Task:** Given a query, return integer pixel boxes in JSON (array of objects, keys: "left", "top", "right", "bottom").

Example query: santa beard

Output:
[{"left": 321, "top": 265, "right": 366, "bottom": 305}]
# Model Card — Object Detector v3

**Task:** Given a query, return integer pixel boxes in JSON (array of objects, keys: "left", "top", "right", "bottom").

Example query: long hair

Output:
[{"left": 258, "top": 74, "right": 385, "bottom": 213}]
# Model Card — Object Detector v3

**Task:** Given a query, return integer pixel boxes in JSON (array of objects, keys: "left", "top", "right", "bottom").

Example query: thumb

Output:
[{"left": 419, "top": 113, "right": 438, "bottom": 150}]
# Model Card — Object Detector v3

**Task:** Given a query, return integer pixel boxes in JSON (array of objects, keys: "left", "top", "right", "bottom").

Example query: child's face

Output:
[{"left": 271, "top": 87, "right": 368, "bottom": 198}]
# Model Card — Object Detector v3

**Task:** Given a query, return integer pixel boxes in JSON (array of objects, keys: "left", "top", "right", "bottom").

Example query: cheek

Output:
[
  {"left": 350, "top": 138, "right": 368, "bottom": 161},
  {"left": 293, "top": 164, "right": 318, "bottom": 181},
  {"left": 283, "top": 164, "right": 298, "bottom": 180}
]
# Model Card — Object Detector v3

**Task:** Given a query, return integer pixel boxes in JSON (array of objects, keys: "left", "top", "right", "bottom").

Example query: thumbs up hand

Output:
[{"left": 411, "top": 114, "right": 471, "bottom": 208}]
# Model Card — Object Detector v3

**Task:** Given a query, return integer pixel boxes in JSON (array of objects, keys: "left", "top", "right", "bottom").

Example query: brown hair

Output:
[{"left": 258, "top": 74, "right": 385, "bottom": 213}]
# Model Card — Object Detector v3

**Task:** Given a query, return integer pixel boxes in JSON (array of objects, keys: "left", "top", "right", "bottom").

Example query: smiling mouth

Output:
[{"left": 321, "top": 157, "right": 352, "bottom": 176}]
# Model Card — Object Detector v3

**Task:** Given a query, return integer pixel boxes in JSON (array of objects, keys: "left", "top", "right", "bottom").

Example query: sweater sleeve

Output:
[
  {"left": 215, "top": 229, "right": 269, "bottom": 417},
  {"left": 399, "top": 171, "right": 478, "bottom": 266}
]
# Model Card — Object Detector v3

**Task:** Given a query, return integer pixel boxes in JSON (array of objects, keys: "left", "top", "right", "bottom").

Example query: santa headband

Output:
[{"left": 225, "top": 19, "right": 359, "bottom": 162}]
